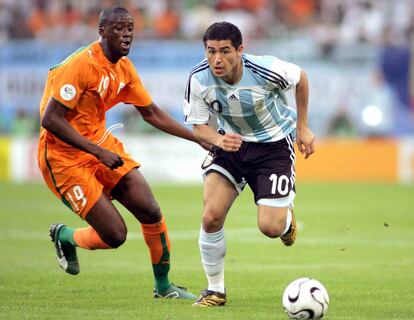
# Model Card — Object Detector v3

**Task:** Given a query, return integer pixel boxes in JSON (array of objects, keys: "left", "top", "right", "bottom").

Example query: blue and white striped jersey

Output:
[{"left": 184, "top": 53, "right": 301, "bottom": 142}]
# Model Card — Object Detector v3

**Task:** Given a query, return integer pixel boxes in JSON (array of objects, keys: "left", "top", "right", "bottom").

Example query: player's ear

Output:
[
  {"left": 237, "top": 45, "right": 244, "bottom": 55},
  {"left": 98, "top": 26, "right": 105, "bottom": 38}
]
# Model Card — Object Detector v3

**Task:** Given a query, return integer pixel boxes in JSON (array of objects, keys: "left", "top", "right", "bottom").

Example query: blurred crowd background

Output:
[
  {"left": 1, "top": 0, "right": 413, "bottom": 44},
  {"left": 0, "top": 0, "right": 414, "bottom": 138}
]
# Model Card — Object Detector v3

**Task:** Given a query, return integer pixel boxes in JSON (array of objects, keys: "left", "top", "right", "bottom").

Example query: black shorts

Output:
[{"left": 203, "top": 134, "right": 296, "bottom": 204}]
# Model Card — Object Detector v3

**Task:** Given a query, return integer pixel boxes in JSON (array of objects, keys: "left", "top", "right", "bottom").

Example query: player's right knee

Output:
[
  {"left": 202, "top": 212, "right": 225, "bottom": 232},
  {"left": 104, "top": 229, "right": 127, "bottom": 248}
]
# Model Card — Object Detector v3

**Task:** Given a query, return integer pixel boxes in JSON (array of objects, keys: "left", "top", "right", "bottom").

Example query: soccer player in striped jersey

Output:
[{"left": 184, "top": 22, "right": 315, "bottom": 307}]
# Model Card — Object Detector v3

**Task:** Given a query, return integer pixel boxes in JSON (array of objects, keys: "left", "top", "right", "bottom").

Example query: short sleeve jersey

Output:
[
  {"left": 183, "top": 54, "right": 301, "bottom": 142},
  {"left": 39, "top": 41, "right": 152, "bottom": 148}
]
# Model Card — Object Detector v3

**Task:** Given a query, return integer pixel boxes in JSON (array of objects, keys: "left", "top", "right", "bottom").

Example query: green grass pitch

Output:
[{"left": 0, "top": 181, "right": 413, "bottom": 319}]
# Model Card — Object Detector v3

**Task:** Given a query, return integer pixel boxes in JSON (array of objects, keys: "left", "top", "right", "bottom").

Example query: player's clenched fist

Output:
[
  {"left": 296, "top": 126, "right": 315, "bottom": 159},
  {"left": 217, "top": 133, "right": 243, "bottom": 152},
  {"left": 94, "top": 148, "right": 124, "bottom": 170}
]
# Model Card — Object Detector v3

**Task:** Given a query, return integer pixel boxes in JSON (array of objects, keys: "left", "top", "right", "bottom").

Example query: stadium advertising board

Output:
[{"left": 3, "top": 136, "right": 414, "bottom": 183}]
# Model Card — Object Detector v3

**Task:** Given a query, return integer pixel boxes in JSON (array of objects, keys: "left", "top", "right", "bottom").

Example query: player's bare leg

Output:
[
  {"left": 111, "top": 169, "right": 196, "bottom": 299},
  {"left": 50, "top": 192, "right": 125, "bottom": 275},
  {"left": 257, "top": 205, "right": 296, "bottom": 246},
  {"left": 193, "top": 172, "right": 238, "bottom": 307}
]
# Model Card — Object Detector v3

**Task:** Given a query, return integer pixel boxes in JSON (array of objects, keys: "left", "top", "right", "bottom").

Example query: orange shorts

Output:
[{"left": 38, "top": 133, "right": 140, "bottom": 219}]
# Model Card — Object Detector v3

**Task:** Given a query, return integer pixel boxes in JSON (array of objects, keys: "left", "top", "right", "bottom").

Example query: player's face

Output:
[
  {"left": 101, "top": 13, "right": 134, "bottom": 60},
  {"left": 205, "top": 40, "right": 243, "bottom": 84}
]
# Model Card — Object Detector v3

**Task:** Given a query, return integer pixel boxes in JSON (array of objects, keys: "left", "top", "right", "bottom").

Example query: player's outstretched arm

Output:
[
  {"left": 41, "top": 98, "right": 124, "bottom": 169},
  {"left": 193, "top": 124, "right": 242, "bottom": 152},
  {"left": 136, "top": 103, "right": 211, "bottom": 150},
  {"left": 295, "top": 70, "right": 315, "bottom": 159}
]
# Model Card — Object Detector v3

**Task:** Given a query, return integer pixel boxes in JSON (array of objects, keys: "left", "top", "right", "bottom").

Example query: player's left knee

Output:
[
  {"left": 258, "top": 224, "right": 284, "bottom": 238},
  {"left": 135, "top": 201, "right": 162, "bottom": 224}
]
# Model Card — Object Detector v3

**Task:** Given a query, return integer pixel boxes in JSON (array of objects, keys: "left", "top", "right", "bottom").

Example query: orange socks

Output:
[
  {"left": 141, "top": 217, "right": 171, "bottom": 291},
  {"left": 73, "top": 226, "right": 111, "bottom": 250},
  {"left": 70, "top": 217, "right": 171, "bottom": 291},
  {"left": 141, "top": 217, "right": 171, "bottom": 264}
]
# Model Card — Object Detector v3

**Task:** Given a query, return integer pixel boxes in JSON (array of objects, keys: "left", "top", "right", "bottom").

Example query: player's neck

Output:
[
  {"left": 222, "top": 60, "right": 243, "bottom": 85},
  {"left": 99, "top": 42, "right": 121, "bottom": 64}
]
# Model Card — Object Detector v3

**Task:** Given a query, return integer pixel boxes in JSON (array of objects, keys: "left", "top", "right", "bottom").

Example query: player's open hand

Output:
[
  {"left": 94, "top": 147, "right": 124, "bottom": 170},
  {"left": 296, "top": 126, "right": 315, "bottom": 159},
  {"left": 217, "top": 133, "right": 243, "bottom": 152}
]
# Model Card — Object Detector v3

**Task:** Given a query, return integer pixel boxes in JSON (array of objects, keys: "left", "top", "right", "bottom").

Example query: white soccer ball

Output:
[{"left": 282, "top": 278, "right": 329, "bottom": 319}]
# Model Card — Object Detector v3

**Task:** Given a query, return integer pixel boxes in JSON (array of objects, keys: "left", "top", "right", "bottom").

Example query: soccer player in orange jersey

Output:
[{"left": 37, "top": 7, "right": 205, "bottom": 299}]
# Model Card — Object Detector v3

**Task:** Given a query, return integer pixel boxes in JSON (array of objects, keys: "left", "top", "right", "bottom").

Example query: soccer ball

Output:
[{"left": 282, "top": 278, "right": 329, "bottom": 319}]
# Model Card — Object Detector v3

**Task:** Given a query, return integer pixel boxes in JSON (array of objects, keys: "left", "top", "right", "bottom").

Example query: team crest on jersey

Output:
[
  {"left": 255, "top": 99, "right": 265, "bottom": 112},
  {"left": 60, "top": 84, "right": 76, "bottom": 101}
]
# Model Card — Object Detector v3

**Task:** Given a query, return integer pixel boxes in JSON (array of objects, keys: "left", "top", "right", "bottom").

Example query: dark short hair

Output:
[
  {"left": 98, "top": 7, "right": 130, "bottom": 27},
  {"left": 202, "top": 22, "right": 242, "bottom": 48}
]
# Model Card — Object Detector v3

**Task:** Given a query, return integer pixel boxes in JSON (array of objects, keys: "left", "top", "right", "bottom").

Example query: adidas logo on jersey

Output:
[{"left": 228, "top": 94, "right": 238, "bottom": 101}]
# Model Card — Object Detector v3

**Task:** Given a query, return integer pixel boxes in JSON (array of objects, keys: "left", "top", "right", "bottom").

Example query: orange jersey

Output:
[
  {"left": 37, "top": 42, "right": 151, "bottom": 217},
  {"left": 38, "top": 41, "right": 152, "bottom": 149}
]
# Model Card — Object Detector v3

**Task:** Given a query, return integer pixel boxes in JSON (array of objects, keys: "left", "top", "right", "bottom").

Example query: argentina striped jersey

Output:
[{"left": 183, "top": 54, "right": 301, "bottom": 142}]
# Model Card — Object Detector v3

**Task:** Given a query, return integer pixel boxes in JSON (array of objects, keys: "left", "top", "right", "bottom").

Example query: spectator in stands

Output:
[{"left": 153, "top": 3, "right": 180, "bottom": 38}]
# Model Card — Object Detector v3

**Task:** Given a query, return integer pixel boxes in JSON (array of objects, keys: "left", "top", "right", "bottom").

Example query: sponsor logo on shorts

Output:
[{"left": 60, "top": 84, "right": 76, "bottom": 101}]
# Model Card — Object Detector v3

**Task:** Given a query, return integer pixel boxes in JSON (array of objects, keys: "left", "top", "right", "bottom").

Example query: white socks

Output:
[
  {"left": 282, "top": 208, "right": 292, "bottom": 235},
  {"left": 199, "top": 226, "right": 226, "bottom": 293}
]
